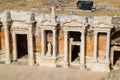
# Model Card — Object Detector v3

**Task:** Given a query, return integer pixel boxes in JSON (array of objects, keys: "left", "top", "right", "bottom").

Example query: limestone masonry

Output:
[{"left": 0, "top": 10, "right": 120, "bottom": 72}]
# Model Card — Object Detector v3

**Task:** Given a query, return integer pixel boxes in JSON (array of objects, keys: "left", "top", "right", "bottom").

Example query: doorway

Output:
[
  {"left": 70, "top": 45, "right": 80, "bottom": 65},
  {"left": 16, "top": 34, "right": 28, "bottom": 59},
  {"left": 113, "top": 51, "right": 120, "bottom": 65}
]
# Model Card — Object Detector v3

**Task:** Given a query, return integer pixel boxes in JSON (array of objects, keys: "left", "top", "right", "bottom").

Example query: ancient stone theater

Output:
[{"left": 0, "top": 10, "right": 120, "bottom": 72}]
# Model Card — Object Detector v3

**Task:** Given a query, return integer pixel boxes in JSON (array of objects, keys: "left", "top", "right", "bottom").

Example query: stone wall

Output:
[{"left": 0, "top": 10, "right": 119, "bottom": 72}]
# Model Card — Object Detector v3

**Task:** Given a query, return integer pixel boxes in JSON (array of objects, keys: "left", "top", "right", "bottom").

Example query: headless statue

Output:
[{"left": 46, "top": 42, "right": 52, "bottom": 57}]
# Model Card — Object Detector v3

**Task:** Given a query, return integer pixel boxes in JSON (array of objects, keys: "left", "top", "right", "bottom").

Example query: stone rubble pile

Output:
[
  {"left": 105, "top": 60, "right": 120, "bottom": 80},
  {"left": 105, "top": 70, "right": 120, "bottom": 80}
]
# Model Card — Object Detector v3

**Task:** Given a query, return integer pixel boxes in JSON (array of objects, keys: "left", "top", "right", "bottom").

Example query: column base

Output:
[
  {"left": 93, "top": 59, "right": 98, "bottom": 62},
  {"left": 91, "top": 62, "right": 110, "bottom": 73},
  {"left": 5, "top": 58, "right": 11, "bottom": 64},
  {"left": 63, "top": 62, "right": 68, "bottom": 68},
  {"left": 5, "top": 60, "right": 11, "bottom": 64},
  {"left": 39, "top": 57, "right": 56, "bottom": 67},
  {"left": 80, "top": 64, "right": 85, "bottom": 70},
  {"left": 105, "top": 59, "right": 110, "bottom": 63},
  {"left": 29, "top": 62, "right": 34, "bottom": 66}
]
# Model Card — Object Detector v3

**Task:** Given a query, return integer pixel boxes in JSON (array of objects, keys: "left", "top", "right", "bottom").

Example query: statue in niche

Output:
[{"left": 46, "top": 42, "right": 52, "bottom": 57}]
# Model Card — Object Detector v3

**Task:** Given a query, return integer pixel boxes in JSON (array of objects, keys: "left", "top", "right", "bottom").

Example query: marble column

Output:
[
  {"left": 94, "top": 32, "right": 98, "bottom": 62},
  {"left": 52, "top": 30, "right": 57, "bottom": 58},
  {"left": 105, "top": 31, "right": 110, "bottom": 62},
  {"left": 64, "top": 31, "right": 68, "bottom": 68},
  {"left": 4, "top": 23, "right": 11, "bottom": 64},
  {"left": 12, "top": 33, "right": 17, "bottom": 61},
  {"left": 28, "top": 28, "right": 34, "bottom": 65},
  {"left": 80, "top": 31, "right": 85, "bottom": 69},
  {"left": 41, "top": 29, "right": 46, "bottom": 56}
]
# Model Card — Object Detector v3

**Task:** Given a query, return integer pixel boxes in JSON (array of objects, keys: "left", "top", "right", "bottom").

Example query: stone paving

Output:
[{"left": 0, "top": 64, "right": 108, "bottom": 80}]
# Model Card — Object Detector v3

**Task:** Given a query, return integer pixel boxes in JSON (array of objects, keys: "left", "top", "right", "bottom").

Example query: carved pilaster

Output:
[
  {"left": 64, "top": 31, "right": 68, "bottom": 68},
  {"left": 52, "top": 30, "right": 57, "bottom": 58},
  {"left": 41, "top": 29, "right": 46, "bottom": 57},
  {"left": 80, "top": 31, "right": 85, "bottom": 69},
  {"left": 105, "top": 31, "right": 110, "bottom": 62},
  {"left": 94, "top": 31, "right": 98, "bottom": 62}
]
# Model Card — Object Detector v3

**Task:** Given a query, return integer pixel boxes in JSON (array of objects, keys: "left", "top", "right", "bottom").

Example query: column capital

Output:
[
  {"left": 107, "top": 31, "right": 110, "bottom": 35},
  {"left": 52, "top": 29, "right": 57, "bottom": 32},
  {"left": 81, "top": 31, "right": 85, "bottom": 34},
  {"left": 64, "top": 30, "right": 68, "bottom": 33},
  {"left": 52, "top": 30, "right": 57, "bottom": 34},
  {"left": 94, "top": 31, "right": 98, "bottom": 35}
]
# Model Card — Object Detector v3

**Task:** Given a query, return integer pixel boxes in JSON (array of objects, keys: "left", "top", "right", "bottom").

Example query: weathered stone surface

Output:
[{"left": 0, "top": 10, "right": 119, "bottom": 72}]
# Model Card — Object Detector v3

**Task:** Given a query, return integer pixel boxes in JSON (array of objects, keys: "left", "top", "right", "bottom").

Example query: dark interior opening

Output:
[
  {"left": 16, "top": 34, "right": 28, "bottom": 59},
  {"left": 77, "top": 1, "right": 93, "bottom": 10},
  {"left": 69, "top": 32, "right": 81, "bottom": 41},
  {"left": 71, "top": 45, "right": 80, "bottom": 62},
  {"left": 114, "top": 51, "right": 120, "bottom": 65}
]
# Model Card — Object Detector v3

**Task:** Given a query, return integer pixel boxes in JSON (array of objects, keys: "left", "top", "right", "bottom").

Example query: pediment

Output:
[
  {"left": 42, "top": 20, "right": 57, "bottom": 26},
  {"left": 62, "top": 19, "right": 86, "bottom": 27}
]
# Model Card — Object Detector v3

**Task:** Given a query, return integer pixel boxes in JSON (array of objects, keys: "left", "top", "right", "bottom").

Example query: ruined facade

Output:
[{"left": 0, "top": 10, "right": 120, "bottom": 72}]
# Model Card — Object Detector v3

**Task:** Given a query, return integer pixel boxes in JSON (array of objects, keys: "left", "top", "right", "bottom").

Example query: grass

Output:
[{"left": 0, "top": 0, "right": 120, "bottom": 16}]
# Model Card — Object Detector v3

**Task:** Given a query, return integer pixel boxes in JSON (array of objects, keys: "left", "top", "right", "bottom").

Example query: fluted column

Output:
[
  {"left": 52, "top": 30, "right": 57, "bottom": 58},
  {"left": 4, "top": 23, "right": 11, "bottom": 64},
  {"left": 41, "top": 29, "right": 46, "bottom": 56},
  {"left": 94, "top": 31, "right": 98, "bottom": 62},
  {"left": 28, "top": 28, "right": 34, "bottom": 65},
  {"left": 80, "top": 31, "right": 85, "bottom": 69},
  {"left": 105, "top": 31, "right": 110, "bottom": 62},
  {"left": 64, "top": 31, "right": 68, "bottom": 68}
]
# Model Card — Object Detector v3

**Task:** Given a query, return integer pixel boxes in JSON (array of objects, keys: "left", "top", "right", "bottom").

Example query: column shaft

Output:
[
  {"left": 28, "top": 29, "right": 34, "bottom": 65},
  {"left": 12, "top": 33, "right": 17, "bottom": 61},
  {"left": 80, "top": 31, "right": 85, "bottom": 69},
  {"left": 94, "top": 32, "right": 98, "bottom": 62},
  {"left": 105, "top": 32, "right": 110, "bottom": 62},
  {"left": 4, "top": 24, "right": 11, "bottom": 64},
  {"left": 53, "top": 30, "right": 57, "bottom": 58},
  {"left": 41, "top": 29, "right": 46, "bottom": 56},
  {"left": 64, "top": 31, "right": 68, "bottom": 68}
]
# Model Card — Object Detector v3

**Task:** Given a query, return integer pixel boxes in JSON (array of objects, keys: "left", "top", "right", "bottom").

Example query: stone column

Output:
[
  {"left": 28, "top": 28, "right": 34, "bottom": 65},
  {"left": 52, "top": 30, "right": 57, "bottom": 58},
  {"left": 94, "top": 31, "right": 98, "bottom": 62},
  {"left": 105, "top": 31, "right": 110, "bottom": 62},
  {"left": 41, "top": 29, "right": 46, "bottom": 56},
  {"left": 64, "top": 31, "right": 68, "bottom": 68},
  {"left": 4, "top": 23, "right": 11, "bottom": 64},
  {"left": 80, "top": 31, "right": 85, "bottom": 69},
  {"left": 12, "top": 33, "right": 17, "bottom": 61}
]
